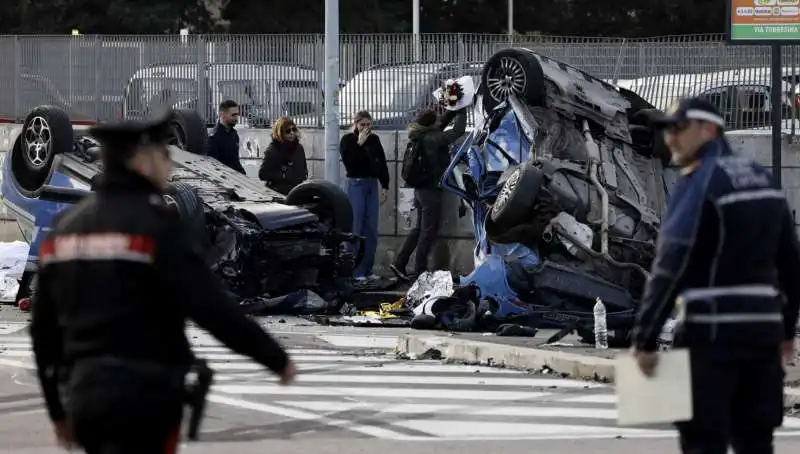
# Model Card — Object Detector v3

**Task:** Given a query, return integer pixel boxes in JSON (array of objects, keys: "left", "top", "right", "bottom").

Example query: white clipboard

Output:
[{"left": 614, "top": 349, "right": 693, "bottom": 425}]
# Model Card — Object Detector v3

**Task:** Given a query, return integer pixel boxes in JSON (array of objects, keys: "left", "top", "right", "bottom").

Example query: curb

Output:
[
  {"left": 396, "top": 334, "right": 800, "bottom": 408},
  {"left": 396, "top": 334, "right": 617, "bottom": 381}
]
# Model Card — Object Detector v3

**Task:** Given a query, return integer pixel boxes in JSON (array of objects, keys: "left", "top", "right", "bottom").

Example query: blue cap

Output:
[{"left": 650, "top": 97, "right": 725, "bottom": 128}]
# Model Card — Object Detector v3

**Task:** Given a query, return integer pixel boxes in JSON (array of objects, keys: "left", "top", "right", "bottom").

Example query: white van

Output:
[{"left": 122, "top": 63, "right": 326, "bottom": 127}]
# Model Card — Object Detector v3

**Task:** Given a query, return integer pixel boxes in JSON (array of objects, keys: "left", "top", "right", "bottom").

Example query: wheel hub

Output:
[
  {"left": 23, "top": 116, "right": 52, "bottom": 168},
  {"left": 486, "top": 57, "right": 527, "bottom": 102},
  {"left": 494, "top": 168, "right": 521, "bottom": 211}
]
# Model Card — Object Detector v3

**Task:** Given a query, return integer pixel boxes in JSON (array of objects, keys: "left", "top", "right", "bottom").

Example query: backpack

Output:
[{"left": 401, "top": 139, "right": 435, "bottom": 188}]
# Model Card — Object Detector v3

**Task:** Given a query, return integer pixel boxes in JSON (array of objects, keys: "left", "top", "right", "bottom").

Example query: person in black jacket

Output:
[
  {"left": 258, "top": 116, "right": 308, "bottom": 195},
  {"left": 30, "top": 112, "right": 296, "bottom": 453},
  {"left": 340, "top": 110, "right": 389, "bottom": 282},
  {"left": 390, "top": 107, "right": 467, "bottom": 281},
  {"left": 208, "top": 99, "right": 246, "bottom": 174},
  {"left": 631, "top": 98, "right": 800, "bottom": 453}
]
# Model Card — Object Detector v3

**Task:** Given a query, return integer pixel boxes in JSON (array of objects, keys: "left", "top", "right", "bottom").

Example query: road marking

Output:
[
  {"left": 214, "top": 384, "right": 553, "bottom": 401},
  {"left": 208, "top": 393, "right": 412, "bottom": 440},
  {"left": 0, "top": 324, "right": 27, "bottom": 335},
  {"left": 562, "top": 394, "right": 617, "bottom": 404},
  {"left": 231, "top": 373, "right": 604, "bottom": 388},
  {"left": 338, "top": 364, "right": 528, "bottom": 374},
  {"left": 392, "top": 419, "right": 670, "bottom": 438}
]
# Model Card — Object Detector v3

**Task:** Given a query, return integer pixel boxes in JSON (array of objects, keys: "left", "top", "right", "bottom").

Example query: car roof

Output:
[{"left": 130, "top": 63, "right": 320, "bottom": 81}]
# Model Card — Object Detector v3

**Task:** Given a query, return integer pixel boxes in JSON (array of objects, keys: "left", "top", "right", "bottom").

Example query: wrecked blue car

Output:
[{"left": 437, "top": 48, "right": 679, "bottom": 344}]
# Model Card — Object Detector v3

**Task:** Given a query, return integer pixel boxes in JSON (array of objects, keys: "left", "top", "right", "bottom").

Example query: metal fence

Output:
[{"left": 1, "top": 33, "right": 799, "bottom": 129}]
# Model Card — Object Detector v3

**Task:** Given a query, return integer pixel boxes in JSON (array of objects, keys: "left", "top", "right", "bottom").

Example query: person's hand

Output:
[
  {"left": 781, "top": 339, "right": 797, "bottom": 367},
  {"left": 357, "top": 128, "right": 370, "bottom": 146},
  {"left": 632, "top": 348, "right": 659, "bottom": 377},
  {"left": 53, "top": 419, "right": 78, "bottom": 450},
  {"left": 278, "top": 360, "right": 297, "bottom": 386},
  {"left": 380, "top": 188, "right": 388, "bottom": 204}
]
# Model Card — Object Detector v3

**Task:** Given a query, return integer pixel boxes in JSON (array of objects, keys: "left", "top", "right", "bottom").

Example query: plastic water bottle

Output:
[{"left": 593, "top": 297, "right": 608, "bottom": 350}]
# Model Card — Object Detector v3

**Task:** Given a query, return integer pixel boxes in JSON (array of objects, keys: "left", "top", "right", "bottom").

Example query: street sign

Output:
[{"left": 728, "top": 0, "right": 800, "bottom": 44}]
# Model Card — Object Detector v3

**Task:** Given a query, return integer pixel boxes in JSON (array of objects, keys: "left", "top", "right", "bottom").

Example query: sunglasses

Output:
[
  {"left": 284, "top": 127, "right": 298, "bottom": 133},
  {"left": 665, "top": 121, "right": 692, "bottom": 133}
]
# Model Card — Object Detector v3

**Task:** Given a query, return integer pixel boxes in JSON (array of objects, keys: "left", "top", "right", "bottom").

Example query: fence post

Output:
[
  {"left": 13, "top": 36, "right": 20, "bottom": 122},
  {"left": 93, "top": 36, "right": 101, "bottom": 122},
  {"left": 196, "top": 35, "right": 208, "bottom": 123}
]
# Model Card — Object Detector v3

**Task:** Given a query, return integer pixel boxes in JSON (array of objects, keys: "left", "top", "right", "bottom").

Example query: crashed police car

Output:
[
  {"left": 426, "top": 48, "right": 678, "bottom": 344},
  {"left": 1, "top": 107, "right": 361, "bottom": 312}
]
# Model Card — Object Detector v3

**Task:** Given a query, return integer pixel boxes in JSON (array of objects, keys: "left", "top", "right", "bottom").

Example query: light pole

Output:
[
  {"left": 508, "top": 0, "right": 514, "bottom": 43},
  {"left": 323, "top": 0, "right": 341, "bottom": 184},
  {"left": 412, "top": 0, "right": 420, "bottom": 60}
]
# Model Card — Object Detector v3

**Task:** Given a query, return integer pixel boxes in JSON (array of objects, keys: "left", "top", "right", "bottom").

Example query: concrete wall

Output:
[{"left": 0, "top": 124, "right": 799, "bottom": 276}]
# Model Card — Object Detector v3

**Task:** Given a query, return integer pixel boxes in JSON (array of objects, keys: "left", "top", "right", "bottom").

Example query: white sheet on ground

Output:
[{"left": 0, "top": 241, "right": 30, "bottom": 301}]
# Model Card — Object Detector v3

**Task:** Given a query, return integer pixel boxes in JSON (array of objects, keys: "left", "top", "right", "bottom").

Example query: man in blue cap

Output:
[{"left": 630, "top": 97, "right": 800, "bottom": 453}]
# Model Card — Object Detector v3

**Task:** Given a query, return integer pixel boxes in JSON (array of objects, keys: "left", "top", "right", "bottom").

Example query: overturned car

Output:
[
  {"left": 1, "top": 107, "right": 361, "bottom": 311},
  {"left": 429, "top": 48, "right": 678, "bottom": 343}
]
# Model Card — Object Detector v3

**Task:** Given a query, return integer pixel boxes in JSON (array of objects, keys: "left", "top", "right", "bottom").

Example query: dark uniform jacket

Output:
[
  {"left": 208, "top": 123, "right": 246, "bottom": 174},
  {"left": 633, "top": 138, "right": 800, "bottom": 351},
  {"left": 30, "top": 169, "right": 289, "bottom": 422}
]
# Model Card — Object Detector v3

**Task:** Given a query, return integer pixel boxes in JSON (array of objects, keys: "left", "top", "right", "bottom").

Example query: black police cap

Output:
[{"left": 89, "top": 110, "right": 175, "bottom": 154}]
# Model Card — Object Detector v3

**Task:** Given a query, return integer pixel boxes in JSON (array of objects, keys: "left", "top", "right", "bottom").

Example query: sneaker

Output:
[{"left": 389, "top": 264, "right": 409, "bottom": 281}]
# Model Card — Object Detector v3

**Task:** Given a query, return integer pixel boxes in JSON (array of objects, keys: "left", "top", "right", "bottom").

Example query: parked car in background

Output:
[
  {"left": 619, "top": 67, "right": 798, "bottom": 130},
  {"left": 122, "top": 63, "right": 333, "bottom": 128},
  {"left": 332, "top": 62, "right": 483, "bottom": 130}
]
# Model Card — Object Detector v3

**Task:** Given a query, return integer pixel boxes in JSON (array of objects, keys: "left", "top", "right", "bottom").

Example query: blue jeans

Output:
[{"left": 346, "top": 178, "right": 380, "bottom": 278}]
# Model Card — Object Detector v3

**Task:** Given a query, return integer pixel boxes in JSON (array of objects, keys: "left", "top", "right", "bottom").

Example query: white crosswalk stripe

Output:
[{"left": 2, "top": 332, "right": 800, "bottom": 441}]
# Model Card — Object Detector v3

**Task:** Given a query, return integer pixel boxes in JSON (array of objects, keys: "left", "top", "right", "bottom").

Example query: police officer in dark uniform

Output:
[
  {"left": 631, "top": 97, "right": 800, "bottom": 454},
  {"left": 29, "top": 111, "right": 297, "bottom": 453}
]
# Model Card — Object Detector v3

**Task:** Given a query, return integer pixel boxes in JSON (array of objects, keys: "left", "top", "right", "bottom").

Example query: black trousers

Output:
[
  {"left": 76, "top": 426, "right": 180, "bottom": 454},
  {"left": 676, "top": 345, "right": 785, "bottom": 454},
  {"left": 395, "top": 188, "right": 443, "bottom": 273}
]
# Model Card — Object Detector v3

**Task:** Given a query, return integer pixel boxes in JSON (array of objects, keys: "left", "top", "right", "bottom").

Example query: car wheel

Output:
[
  {"left": 481, "top": 48, "right": 547, "bottom": 113},
  {"left": 630, "top": 109, "right": 671, "bottom": 164},
  {"left": 11, "top": 106, "right": 73, "bottom": 192},
  {"left": 285, "top": 179, "right": 354, "bottom": 233},
  {"left": 490, "top": 163, "right": 545, "bottom": 229},
  {"left": 167, "top": 109, "right": 208, "bottom": 155}
]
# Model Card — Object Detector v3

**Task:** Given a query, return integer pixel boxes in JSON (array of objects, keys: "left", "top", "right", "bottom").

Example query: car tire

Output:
[
  {"left": 285, "top": 179, "right": 354, "bottom": 233},
  {"left": 630, "top": 109, "right": 671, "bottom": 164},
  {"left": 165, "top": 181, "right": 205, "bottom": 232},
  {"left": 11, "top": 106, "right": 73, "bottom": 192},
  {"left": 168, "top": 109, "right": 208, "bottom": 155},
  {"left": 490, "top": 163, "right": 545, "bottom": 229},
  {"left": 481, "top": 48, "right": 547, "bottom": 113}
]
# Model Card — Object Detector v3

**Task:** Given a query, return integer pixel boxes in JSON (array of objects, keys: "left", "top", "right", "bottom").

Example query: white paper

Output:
[
  {"left": 432, "top": 76, "right": 476, "bottom": 111},
  {"left": 615, "top": 349, "right": 693, "bottom": 425}
]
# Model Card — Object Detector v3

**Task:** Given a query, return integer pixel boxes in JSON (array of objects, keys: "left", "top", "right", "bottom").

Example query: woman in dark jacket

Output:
[
  {"left": 339, "top": 110, "right": 390, "bottom": 283},
  {"left": 258, "top": 116, "right": 308, "bottom": 195}
]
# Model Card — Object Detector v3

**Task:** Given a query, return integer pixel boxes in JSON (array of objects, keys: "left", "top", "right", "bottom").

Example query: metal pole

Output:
[
  {"left": 413, "top": 0, "right": 420, "bottom": 60},
  {"left": 508, "top": 0, "right": 514, "bottom": 42},
  {"left": 771, "top": 44, "right": 782, "bottom": 186},
  {"left": 324, "top": 0, "right": 341, "bottom": 185}
]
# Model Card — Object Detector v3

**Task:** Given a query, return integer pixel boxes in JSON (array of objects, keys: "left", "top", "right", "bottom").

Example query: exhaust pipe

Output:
[
  {"left": 39, "top": 185, "right": 91, "bottom": 204},
  {"left": 582, "top": 120, "right": 609, "bottom": 255}
]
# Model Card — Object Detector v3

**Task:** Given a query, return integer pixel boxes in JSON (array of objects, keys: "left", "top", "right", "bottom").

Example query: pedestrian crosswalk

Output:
[{"left": 2, "top": 332, "right": 800, "bottom": 441}]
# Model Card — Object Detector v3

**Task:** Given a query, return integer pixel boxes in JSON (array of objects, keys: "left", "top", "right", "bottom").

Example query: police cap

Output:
[{"left": 89, "top": 110, "right": 175, "bottom": 167}]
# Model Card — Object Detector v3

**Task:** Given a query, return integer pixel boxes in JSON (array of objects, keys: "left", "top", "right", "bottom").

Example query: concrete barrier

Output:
[{"left": 0, "top": 124, "right": 799, "bottom": 274}]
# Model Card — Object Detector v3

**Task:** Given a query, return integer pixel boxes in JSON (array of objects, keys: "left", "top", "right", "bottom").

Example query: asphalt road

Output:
[{"left": 0, "top": 314, "right": 798, "bottom": 453}]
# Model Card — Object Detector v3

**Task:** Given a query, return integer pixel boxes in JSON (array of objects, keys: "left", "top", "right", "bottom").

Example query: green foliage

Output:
[{"left": 0, "top": 0, "right": 726, "bottom": 36}]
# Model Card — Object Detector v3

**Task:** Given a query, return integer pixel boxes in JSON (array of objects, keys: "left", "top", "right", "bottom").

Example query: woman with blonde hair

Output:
[
  {"left": 339, "top": 110, "right": 389, "bottom": 284},
  {"left": 259, "top": 116, "right": 308, "bottom": 195}
]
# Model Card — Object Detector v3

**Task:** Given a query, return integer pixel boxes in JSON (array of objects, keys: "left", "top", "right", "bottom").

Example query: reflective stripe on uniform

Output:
[
  {"left": 686, "top": 313, "right": 783, "bottom": 324},
  {"left": 679, "top": 284, "right": 779, "bottom": 302},
  {"left": 716, "top": 188, "right": 785, "bottom": 206},
  {"left": 39, "top": 233, "right": 156, "bottom": 265}
]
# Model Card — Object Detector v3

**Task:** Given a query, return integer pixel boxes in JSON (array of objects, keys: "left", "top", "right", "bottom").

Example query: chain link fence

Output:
[{"left": 0, "top": 33, "right": 798, "bottom": 130}]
